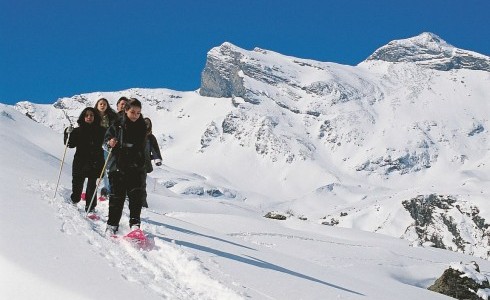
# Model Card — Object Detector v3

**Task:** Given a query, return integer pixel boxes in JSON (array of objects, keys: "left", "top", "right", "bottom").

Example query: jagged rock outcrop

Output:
[
  {"left": 356, "top": 149, "right": 433, "bottom": 175},
  {"left": 365, "top": 32, "right": 490, "bottom": 72},
  {"left": 200, "top": 121, "right": 221, "bottom": 150},
  {"left": 200, "top": 42, "right": 247, "bottom": 99},
  {"left": 402, "top": 194, "right": 490, "bottom": 258},
  {"left": 428, "top": 261, "right": 490, "bottom": 299}
]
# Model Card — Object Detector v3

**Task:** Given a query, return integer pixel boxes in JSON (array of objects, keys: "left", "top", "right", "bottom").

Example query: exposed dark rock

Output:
[
  {"left": 163, "top": 181, "right": 176, "bottom": 188},
  {"left": 357, "top": 150, "right": 432, "bottom": 175},
  {"left": 200, "top": 122, "right": 220, "bottom": 149},
  {"left": 321, "top": 218, "right": 339, "bottom": 226},
  {"left": 180, "top": 186, "right": 235, "bottom": 199},
  {"left": 468, "top": 124, "right": 485, "bottom": 137},
  {"left": 206, "top": 189, "right": 223, "bottom": 197},
  {"left": 428, "top": 262, "right": 490, "bottom": 299},
  {"left": 222, "top": 114, "right": 237, "bottom": 135},
  {"left": 402, "top": 194, "right": 490, "bottom": 258},
  {"left": 264, "top": 212, "right": 287, "bottom": 220},
  {"left": 182, "top": 186, "right": 205, "bottom": 196}
]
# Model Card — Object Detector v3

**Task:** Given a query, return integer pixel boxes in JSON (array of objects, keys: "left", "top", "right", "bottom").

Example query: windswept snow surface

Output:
[
  {"left": 2, "top": 103, "right": 489, "bottom": 299},
  {"left": 0, "top": 105, "right": 490, "bottom": 299}
]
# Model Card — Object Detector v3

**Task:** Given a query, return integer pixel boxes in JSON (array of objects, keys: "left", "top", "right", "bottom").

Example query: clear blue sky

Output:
[{"left": 1, "top": 0, "right": 489, "bottom": 105}]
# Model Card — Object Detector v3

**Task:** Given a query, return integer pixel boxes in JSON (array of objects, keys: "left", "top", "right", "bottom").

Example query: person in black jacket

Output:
[
  {"left": 104, "top": 98, "right": 147, "bottom": 235},
  {"left": 64, "top": 107, "right": 106, "bottom": 212},
  {"left": 116, "top": 96, "right": 128, "bottom": 116},
  {"left": 142, "top": 117, "right": 163, "bottom": 208}
]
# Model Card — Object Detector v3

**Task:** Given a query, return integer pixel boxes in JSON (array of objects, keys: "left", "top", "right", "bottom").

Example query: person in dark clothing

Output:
[
  {"left": 94, "top": 98, "right": 118, "bottom": 198},
  {"left": 142, "top": 117, "right": 163, "bottom": 208},
  {"left": 94, "top": 98, "right": 118, "bottom": 129},
  {"left": 64, "top": 107, "right": 106, "bottom": 212},
  {"left": 104, "top": 98, "right": 147, "bottom": 235},
  {"left": 116, "top": 96, "right": 128, "bottom": 117}
]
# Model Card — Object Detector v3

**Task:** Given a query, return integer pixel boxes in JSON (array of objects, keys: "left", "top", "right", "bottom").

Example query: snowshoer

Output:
[
  {"left": 94, "top": 97, "right": 118, "bottom": 199},
  {"left": 104, "top": 98, "right": 147, "bottom": 235},
  {"left": 64, "top": 107, "right": 106, "bottom": 212}
]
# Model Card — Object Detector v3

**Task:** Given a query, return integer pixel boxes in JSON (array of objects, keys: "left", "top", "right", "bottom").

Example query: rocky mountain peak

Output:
[
  {"left": 199, "top": 42, "right": 246, "bottom": 99},
  {"left": 209, "top": 42, "right": 244, "bottom": 57},
  {"left": 404, "top": 32, "right": 450, "bottom": 48},
  {"left": 365, "top": 32, "right": 490, "bottom": 71}
]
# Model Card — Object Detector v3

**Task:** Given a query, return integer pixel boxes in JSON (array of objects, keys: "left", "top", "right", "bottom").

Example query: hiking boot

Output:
[
  {"left": 70, "top": 196, "right": 80, "bottom": 205},
  {"left": 129, "top": 217, "right": 140, "bottom": 230},
  {"left": 105, "top": 225, "right": 118, "bottom": 236}
]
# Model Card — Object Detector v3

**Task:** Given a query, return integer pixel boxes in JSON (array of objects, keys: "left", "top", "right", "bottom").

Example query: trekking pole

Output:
[
  {"left": 86, "top": 147, "right": 113, "bottom": 217},
  {"left": 54, "top": 128, "right": 72, "bottom": 199}
]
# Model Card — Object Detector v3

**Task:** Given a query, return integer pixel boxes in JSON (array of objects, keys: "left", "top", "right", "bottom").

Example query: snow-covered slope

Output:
[
  {"left": 11, "top": 33, "right": 490, "bottom": 261},
  {"left": 3, "top": 99, "right": 485, "bottom": 299}
]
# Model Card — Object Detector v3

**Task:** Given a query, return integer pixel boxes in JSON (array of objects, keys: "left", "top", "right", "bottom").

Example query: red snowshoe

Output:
[{"left": 123, "top": 228, "right": 154, "bottom": 250}]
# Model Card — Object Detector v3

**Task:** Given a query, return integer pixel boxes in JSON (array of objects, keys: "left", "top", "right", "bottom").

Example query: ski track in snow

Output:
[
  {"left": 228, "top": 232, "right": 449, "bottom": 267},
  {"left": 31, "top": 179, "right": 243, "bottom": 300},
  {"left": 229, "top": 232, "right": 371, "bottom": 247}
]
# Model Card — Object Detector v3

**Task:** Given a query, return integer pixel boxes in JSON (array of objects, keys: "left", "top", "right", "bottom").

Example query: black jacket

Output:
[
  {"left": 144, "top": 134, "right": 163, "bottom": 173},
  {"left": 64, "top": 123, "right": 105, "bottom": 178},
  {"left": 105, "top": 114, "right": 147, "bottom": 173}
]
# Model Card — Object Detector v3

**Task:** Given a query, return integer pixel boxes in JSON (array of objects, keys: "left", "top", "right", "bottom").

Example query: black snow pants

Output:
[
  {"left": 107, "top": 168, "right": 145, "bottom": 229},
  {"left": 71, "top": 167, "right": 98, "bottom": 212}
]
